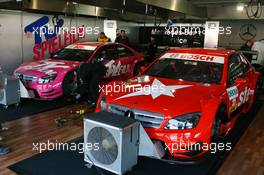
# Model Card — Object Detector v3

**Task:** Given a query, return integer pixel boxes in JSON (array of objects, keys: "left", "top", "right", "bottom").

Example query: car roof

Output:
[
  {"left": 167, "top": 48, "right": 236, "bottom": 58},
  {"left": 68, "top": 42, "right": 116, "bottom": 48}
]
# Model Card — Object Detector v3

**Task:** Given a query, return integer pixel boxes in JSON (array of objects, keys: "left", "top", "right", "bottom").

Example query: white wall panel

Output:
[{"left": 0, "top": 10, "right": 23, "bottom": 74}]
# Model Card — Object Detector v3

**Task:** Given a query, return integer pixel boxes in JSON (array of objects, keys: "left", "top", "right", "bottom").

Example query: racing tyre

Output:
[
  {"left": 211, "top": 115, "right": 221, "bottom": 143},
  {"left": 62, "top": 71, "right": 78, "bottom": 97}
]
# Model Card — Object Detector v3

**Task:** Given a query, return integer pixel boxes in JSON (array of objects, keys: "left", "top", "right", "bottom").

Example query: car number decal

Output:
[{"left": 227, "top": 86, "right": 239, "bottom": 100}]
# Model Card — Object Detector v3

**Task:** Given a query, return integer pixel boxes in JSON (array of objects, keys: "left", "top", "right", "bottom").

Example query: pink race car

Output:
[{"left": 15, "top": 42, "right": 144, "bottom": 99}]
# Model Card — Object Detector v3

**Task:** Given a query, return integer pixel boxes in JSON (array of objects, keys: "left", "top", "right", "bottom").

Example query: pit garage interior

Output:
[{"left": 0, "top": 0, "right": 264, "bottom": 175}]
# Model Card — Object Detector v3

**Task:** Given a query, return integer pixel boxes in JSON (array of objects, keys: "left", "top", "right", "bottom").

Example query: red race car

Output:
[
  {"left": 15, "top": 42, "right": 144, "bottom": 99},
  {"left": 96, "top": 48, "right": 260, "bottom": 160}
]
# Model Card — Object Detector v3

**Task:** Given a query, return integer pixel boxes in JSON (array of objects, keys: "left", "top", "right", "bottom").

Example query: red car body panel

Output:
[{"left": 96, "top": 48, "right": 260, "bottom": 160}]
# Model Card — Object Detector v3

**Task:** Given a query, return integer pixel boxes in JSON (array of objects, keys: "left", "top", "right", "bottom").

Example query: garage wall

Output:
[
  {"left": 117, "top": 21, "right": 139, "bottom": 44},
  {"left": 0, "top": 10, "right": 140, "bottom": 74},
  {"left": 0, "top": 10, "right": 23, "bottom": 75},
  {"left": 218, "top": 20, "right": 264, "bottom": 50}
]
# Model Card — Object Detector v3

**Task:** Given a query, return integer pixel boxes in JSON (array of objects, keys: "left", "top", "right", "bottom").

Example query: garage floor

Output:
[
  {"left": 0, "top": 98, "right": 263, "bottom": 175},
  {"left": 217, "top": 96, "right": 264, "bottom": 175},
  {"left": 0, "top": 104, "right": 88, "bottom": 175}
]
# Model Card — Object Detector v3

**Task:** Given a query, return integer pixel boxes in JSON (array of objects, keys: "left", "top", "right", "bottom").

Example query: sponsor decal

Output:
[
  {"left": 66, "top": 45, "right": 97, "bottom": 51},
  {"left": 24, "top": 16, "right": 60, "bottom": 45},
  {"left": 227, "top": 86, "right": 250, "bottom": 112},
  {"left": 24, "top": 61, "right": 70, "bottom": 74},
  {"left": 161, "top": 53, "right": 225, "bottom": 64},
  {"left": 105, "top": 60, "right": 130, "bottom": 77},
  {"left": 238, "top": 87, "right": 250, "bottom": 107},
  {"left": 116, "top": 78, "right": 192, "bottom": 100},
  {"left": 24, "top": 16, "right": 99, "bottom": 61}
]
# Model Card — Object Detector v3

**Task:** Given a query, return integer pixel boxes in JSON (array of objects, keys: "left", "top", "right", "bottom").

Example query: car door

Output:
[
  {"left": 92, "top": 44, "right": 125, "bottom": 80},
  {"left": 226, "top": 53, "right": 250, "bottom": 116},
  {"left": 103, "top": 44, "right": 126, "bottom": 80},
  {"left": 115, "top": 44, "right": 135, "bottom": 79}
]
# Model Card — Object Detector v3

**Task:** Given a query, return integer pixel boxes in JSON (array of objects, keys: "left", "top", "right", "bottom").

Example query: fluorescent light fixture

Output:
[{"left": 237, "top": 4, "right": 244, "bottom": 11}]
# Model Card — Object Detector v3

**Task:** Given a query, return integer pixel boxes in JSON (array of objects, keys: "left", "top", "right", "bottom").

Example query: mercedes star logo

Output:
[{"left": 239, "top": 24, "right": 257, "bottom": 41}]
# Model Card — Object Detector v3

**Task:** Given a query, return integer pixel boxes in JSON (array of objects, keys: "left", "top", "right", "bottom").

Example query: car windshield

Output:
[
  {"left": 144, "top": 57, "right": 224, "bottom": 84},
  {"left": 51, "top": 48, "right": 94, "bottom": 61}
]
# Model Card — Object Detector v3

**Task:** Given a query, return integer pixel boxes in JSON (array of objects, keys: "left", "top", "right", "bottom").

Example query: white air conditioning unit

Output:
[{"left": 84, "top": 112, "right": 139, "bottom": 175}]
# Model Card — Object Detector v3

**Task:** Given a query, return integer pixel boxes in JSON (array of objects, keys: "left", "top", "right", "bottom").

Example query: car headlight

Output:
[
  {"left": 99, "top": 95, "right": 107, "bottom": 111},
  {"left": 38, "top": 73, "right": 57, "bottom": 84},
  {"left": 165, "top": 112, "right": 201, "bottom": 130}
]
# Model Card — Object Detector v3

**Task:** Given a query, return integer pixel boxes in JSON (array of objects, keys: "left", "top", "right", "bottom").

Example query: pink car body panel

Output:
[
  {"left": 15, "top": 42, "right": 144, "bottom": 99},
  {"left": 15, "top": 59, "right": 81, "bottom": 99}
]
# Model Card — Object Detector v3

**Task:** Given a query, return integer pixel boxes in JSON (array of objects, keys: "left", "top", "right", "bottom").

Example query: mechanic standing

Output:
[
  {"left": 77, "top": 55, "right": 107, "bottom": 107},
  {"left": 115, "top": 30, "right": 129, "bottom": 45},
  {"left": 97, "top": 32, "right": 111, "bottom": 43},
  {"left": 145, "top": 36, "right": 158, "bottom": 63}
]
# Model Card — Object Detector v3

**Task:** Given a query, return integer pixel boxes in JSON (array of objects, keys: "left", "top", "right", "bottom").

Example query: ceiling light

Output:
[{"left": 237, "top": 4, "right": 244, "bottom": 11}]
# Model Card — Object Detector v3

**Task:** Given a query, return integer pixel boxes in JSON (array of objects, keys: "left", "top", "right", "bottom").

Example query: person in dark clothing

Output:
[
  {"left": 145, "top": 36, "right": 158, "bottom": 63},
  {"left": 78, "top": 53, "right": 107, "bottom": 106},
  {"left": 115, "top": 30, "right": 129, "bottom": 45},
  {"left": 240, "top": 40, "right": 253, "bottom": 62}
]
